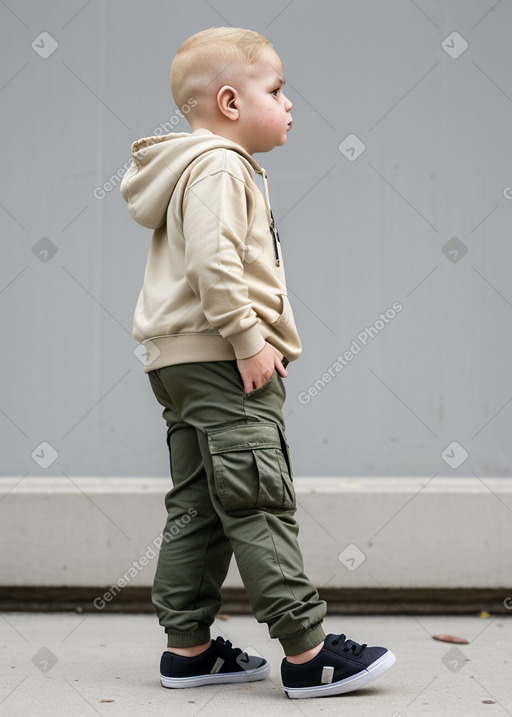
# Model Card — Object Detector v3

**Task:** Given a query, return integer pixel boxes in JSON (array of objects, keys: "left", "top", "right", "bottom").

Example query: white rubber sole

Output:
[
  {"left": 161, "top": 661, "right": 270, "bottom": 689},
  {"left": 284, "top": 650, "right": 396, "bottom": 699}
]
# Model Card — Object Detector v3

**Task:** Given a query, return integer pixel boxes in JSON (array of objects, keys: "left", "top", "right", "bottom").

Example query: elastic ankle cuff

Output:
[
  {"left": 166, "top": 628, "right": 211, "bottom": 648},
  {"left": 279, "top": 623, "right": 327, "bottom": 656}
]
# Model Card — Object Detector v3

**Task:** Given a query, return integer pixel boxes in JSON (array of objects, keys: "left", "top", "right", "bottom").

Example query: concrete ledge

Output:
[{"left": 1, "top": 476, "right": 511, "bottom": 595}]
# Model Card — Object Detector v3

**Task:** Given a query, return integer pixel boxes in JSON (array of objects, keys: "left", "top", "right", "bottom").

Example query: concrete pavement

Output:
[{"left": 1, "top": 612, "right": 511, "bottom": 716}]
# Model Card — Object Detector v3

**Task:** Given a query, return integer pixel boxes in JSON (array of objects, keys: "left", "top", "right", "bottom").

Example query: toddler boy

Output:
[{"left": 121, "top": 26, "right": 395, "bottom": 699}]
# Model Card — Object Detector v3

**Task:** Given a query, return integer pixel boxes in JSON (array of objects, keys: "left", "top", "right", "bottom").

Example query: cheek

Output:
[
  {"left": 250, "top": 99, "right": 284, "bottom": 131},
  {"left": 255, "top": 105, "right": 275, "bottom": 125},
  {"left": 266, "top": 102, "right": 284, "bottom": 121}
]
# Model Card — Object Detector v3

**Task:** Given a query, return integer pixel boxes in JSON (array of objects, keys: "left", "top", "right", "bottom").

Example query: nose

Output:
[{"left": 284, "top": 94, "right": 292, "bottom": 111}]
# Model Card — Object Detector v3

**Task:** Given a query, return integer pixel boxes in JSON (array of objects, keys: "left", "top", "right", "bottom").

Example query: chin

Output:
[{"left": 253, "top": 135, "right": 287, "bottom": 153}]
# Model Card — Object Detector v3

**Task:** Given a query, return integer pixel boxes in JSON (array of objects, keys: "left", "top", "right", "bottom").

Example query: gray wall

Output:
[{"left": 2, "top": 0, "right": 511, "bottom": 479}]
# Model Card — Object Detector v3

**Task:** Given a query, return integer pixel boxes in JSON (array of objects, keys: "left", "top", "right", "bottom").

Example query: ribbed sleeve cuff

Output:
[{"left": 228, "top": 327, "right": 266, "bottom": 360}]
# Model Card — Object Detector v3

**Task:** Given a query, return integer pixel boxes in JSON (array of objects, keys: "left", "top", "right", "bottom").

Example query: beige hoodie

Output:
[{"left": 120, "top": 128, "right": 301, "bottom": 373}]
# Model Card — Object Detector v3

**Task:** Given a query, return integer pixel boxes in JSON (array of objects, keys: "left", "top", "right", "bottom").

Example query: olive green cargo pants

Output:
[{"left": 148, "top": 359, "right": 326, "bottom": 655}]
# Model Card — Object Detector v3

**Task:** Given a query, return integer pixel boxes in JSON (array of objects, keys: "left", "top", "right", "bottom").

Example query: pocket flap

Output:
[{"left": 207, "top": 421, "right": 281, "bottom": 454}]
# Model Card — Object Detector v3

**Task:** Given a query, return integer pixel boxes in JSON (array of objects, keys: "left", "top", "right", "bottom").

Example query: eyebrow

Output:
[{"left": 273, "top": 76, "right": 285, "bottom": 86}]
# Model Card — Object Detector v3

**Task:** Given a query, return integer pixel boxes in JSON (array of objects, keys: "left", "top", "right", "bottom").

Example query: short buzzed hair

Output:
[{"left": 170, "top": 27, "right": 273, "bottom": 117}]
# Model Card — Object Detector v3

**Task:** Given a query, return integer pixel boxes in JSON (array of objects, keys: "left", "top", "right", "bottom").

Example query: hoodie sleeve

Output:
[{"left": 182, "top": 160, "right": 266, "bottom": 360}]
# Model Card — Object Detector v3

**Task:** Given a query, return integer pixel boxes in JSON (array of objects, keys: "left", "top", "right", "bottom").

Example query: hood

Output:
[{"left": 120, "top": 128, "right": 265, "bottom": 229}]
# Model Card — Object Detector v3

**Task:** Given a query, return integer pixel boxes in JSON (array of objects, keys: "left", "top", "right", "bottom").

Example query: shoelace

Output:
[
  {"left": 214, "top": 637, "right": 248, "bottom": 660},
  {"left": 331, "top": 633, "right": 367, "bottom": 657}
]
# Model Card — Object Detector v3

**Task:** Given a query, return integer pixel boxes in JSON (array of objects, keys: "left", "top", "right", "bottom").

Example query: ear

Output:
[{"left": 216, "top": 85, "right": 239, "bottom": 121}]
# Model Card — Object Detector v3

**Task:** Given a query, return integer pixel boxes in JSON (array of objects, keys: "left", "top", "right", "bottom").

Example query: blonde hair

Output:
[{"left": 170, "top": 27, "right": 273, "bottom": 117}]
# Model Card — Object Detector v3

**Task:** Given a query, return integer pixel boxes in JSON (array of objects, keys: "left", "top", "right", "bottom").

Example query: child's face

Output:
[{"left": 237, "top": 47, "right": 293, "bottom": 154}]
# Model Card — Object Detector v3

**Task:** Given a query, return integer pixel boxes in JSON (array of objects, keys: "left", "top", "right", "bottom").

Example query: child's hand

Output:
[{"left": 237, "top": 343, "right": 288, "bottom": 393}]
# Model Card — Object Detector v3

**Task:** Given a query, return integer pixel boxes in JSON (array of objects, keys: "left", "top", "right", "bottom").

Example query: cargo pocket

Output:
[{"left": 206, "top": 420, "right": 295, "bottom": 513}]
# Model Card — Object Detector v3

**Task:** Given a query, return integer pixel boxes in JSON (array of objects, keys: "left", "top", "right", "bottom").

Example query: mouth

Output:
[{"left": 287, "top": 121, "right": 293, "bottom": 130}]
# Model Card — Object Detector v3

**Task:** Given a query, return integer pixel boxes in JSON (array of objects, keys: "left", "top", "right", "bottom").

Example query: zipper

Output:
[
  {"left": 269, "top": 209, "right": 281, "bottom": 267},
  {"left": 261, "top": 168, "right": 281, "bottom": 267}
]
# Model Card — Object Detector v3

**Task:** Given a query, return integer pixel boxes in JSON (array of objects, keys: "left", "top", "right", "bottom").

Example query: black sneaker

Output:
[
  {"left": 160, "top": 637, "right": 270, "bottom": 688},
  {"left": 281, "top": 633, "right": 395, "bottom": 699}
]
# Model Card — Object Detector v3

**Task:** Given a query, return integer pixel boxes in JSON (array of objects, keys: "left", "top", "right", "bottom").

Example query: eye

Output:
[{"left": 271, "top": 88, "right": 281, "bottom": 97}]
